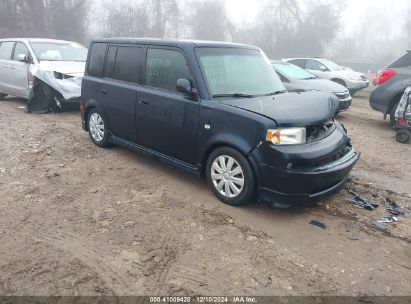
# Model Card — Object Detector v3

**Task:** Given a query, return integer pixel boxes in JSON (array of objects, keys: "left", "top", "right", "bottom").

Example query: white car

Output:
[
  {"left": 283, "top": 58, "right": 369, "bottom": 95},
  {"left": 0, "top": 38, "right": 87, "bottom": 113}
]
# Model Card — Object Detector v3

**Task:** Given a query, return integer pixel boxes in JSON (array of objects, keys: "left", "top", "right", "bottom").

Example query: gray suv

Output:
[{"left": 370, "top": 51, "right": 411, "bottom": 125}]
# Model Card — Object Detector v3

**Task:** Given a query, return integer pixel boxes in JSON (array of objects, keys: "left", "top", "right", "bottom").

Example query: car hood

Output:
[
  {"left": 219, "top": 91, "right": 339, "bottom": 127},
  {"left": 37, "top": 61, "right": 86, "bottom": 77},
  {"left": 290, "top": 78, "right": 347, "bottom": 93}
]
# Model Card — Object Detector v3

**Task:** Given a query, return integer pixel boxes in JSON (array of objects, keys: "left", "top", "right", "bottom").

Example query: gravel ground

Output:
[{"left": 0, "top": 90, "right": 410, "bottom": 297}]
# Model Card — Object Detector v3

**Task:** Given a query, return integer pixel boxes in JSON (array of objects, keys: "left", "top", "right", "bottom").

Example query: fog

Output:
[{"left": 1, "top": 0, "right": 410, "bottom": 72}]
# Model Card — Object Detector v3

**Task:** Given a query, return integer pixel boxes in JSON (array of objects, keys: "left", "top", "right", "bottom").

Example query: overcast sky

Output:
[{"left": 226, "top": 0, "right": 408, "bottom": 36}]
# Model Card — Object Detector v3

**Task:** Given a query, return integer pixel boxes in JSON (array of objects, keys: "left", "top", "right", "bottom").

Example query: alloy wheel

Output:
[{"left": 89, "top": 113, "right": 105, "bottom": 142}]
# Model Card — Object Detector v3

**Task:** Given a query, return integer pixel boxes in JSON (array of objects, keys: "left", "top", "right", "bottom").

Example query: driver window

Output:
[
  {"left": 306, "top": 60, "right": 327, "bottom": 71},
  {"left": 13, "top": 42, "right": 30, "bottom": 61}
]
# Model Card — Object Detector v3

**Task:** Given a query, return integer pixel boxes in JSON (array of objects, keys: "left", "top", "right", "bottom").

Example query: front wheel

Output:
[
  {"left": 87, "top": 109, "right": 110, "bottom": 147},
  {"left": 206, "top": 147, "right": 256, "bottom": 206}
]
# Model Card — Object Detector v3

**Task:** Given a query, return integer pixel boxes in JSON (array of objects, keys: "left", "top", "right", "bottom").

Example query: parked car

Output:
[
  {"left": 271, "top": 60, "right": 352, "bottom": 111},
  {"left": 370, "top": 50, "right": 411, "bottom": 126},
  {"left": 81, "top": 38, "right": 359, "bottom": 207},
  {"left": 283, "top": 57, "right": 369, "bottom": 95},
  {"left": 0, "top": 38, "right": 87, "bottom": 113}
]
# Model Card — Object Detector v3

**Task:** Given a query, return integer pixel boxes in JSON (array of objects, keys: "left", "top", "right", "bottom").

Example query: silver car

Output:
[{"left": 0, "top": 38, "right": 87, "bottom": 113}]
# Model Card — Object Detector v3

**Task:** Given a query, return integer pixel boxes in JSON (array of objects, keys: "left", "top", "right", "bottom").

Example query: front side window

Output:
[
  {"left": 12, "top": 42, "right": 30, "bottom": 61},
  {"left": 30, "top": 42, "right": 87, "bottom": 62},
  {"left": 196, "top": 47, "right": 285, "bottom": 97},
  {"left": 318, "top": 59, "right": 344, "bottom": 71},
  {"left": 306, "top": 60, "right": 328, "bottom": 71},
  {"left": 145, "top": 48, "right": 191, "bottom": 92},
  {"left": 0, "top": 42, "right": 15, "bottom": 60},
  {"left": 273, "top": 62, "right": 316, "bottom": 80}
]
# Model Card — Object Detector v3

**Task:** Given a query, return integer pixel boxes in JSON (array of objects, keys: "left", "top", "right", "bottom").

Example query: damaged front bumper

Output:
[
  {"left": 27, "top": 64, "right": 83, "bottom": 113},
  {"left": 250, "top": 124, "right": 360, "bottom": 207}
]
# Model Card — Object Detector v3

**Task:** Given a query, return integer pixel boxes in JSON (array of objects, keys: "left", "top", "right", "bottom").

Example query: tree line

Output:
[{"left": 0, "top": 0, "right": 409, "bottom": 64}]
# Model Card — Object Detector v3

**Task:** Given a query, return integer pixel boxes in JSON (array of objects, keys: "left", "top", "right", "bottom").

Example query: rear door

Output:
[
  {"left": 7, "top": 42, "right": 31, "bottom": 98},
  {"left": 0, "top": 41, "right": 16, "bottom": 95},
  {"left": 136, "top": 47, "right": 199, "bottom": 164},
  {"left": 99, "top": 44, "right": 144, "bottom": 142}
]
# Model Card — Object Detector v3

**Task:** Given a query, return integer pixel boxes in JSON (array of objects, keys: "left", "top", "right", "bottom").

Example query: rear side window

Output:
[
  {"left": 288, "top": 59, "right": 306, "bottom": 69},
  {"left": 389, "top": 52, "right": 411, "bottom": 68},
  {"left": 12, "top": 42, "right": 30, "bottom": 61},
  {"left": 0, "top": 42, "right": 15, "bottom": 60},
  {"left": 112, "top": 46, "right": 144, "bottom": 84},
  {"left": 88, "top": 43, "right": 107, "bottom": 77},
  {"left": 145, "top": 48, "right": 191, "bottom": 92}
]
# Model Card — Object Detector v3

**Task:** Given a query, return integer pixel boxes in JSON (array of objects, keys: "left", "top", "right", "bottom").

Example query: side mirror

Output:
[
  {"left": 176, "top": 79, "right": 196, "bottom": 96},
  {"left": 320, "top": 66, "right": 328, "bottom": 72},
  {"left": 17, "top": 54, "right": 29, "bottom": 63}
]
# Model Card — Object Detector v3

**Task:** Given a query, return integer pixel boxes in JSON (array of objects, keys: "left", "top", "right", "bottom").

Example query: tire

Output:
[
  {"left": 28, "top": 82, "right": 59, "bottom": 113},
  {"left": 206, "top": 147, "right": 256, "bottom": 206},
  {"left": 87, "top": 108, "right": 110, "bottom": 147},
  {"left": 396, "top": 130, "right": 410, "bottom": 144},
  {"left": 390, "top": 100, "right": 400, "bottom": 127}
]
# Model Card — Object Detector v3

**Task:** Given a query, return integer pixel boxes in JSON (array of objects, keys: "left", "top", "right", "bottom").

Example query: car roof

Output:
[
  {"left": 0, "top": 38, "right": 81, "bottom": 44},
  {"left": 91, "top": 38, "right": 258, "bottom": 49}
]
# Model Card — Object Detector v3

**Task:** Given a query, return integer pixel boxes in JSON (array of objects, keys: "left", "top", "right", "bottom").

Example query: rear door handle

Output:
[
  {"left": 138, "top": 99, "right": 149, "bottom": 105},
  {"left": 101, "top": 89, "right": 107, "bottom": 94}
]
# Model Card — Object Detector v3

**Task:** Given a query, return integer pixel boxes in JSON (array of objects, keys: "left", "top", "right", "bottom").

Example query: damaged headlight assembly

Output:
[{"left": 266, "top": 127, "right": 306, "bottom": 145}]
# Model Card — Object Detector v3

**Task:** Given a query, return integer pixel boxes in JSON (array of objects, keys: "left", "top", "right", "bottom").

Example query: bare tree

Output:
[{"left": 186, "top": 0, "right": 233, "bottom": 41}]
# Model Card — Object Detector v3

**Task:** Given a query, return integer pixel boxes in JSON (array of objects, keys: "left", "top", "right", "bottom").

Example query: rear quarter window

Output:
[
  {"left": 0, "top": 42, "right": 15, "bottom": 60},
  {"left": 88, "top": 42, "right": 107, "bottom": 77},
  {"left": 389, "top": 52, "right": 411, "bottom": 69},
  {"left": 109, "top": 45, "right": 143, "bottom": 84}
]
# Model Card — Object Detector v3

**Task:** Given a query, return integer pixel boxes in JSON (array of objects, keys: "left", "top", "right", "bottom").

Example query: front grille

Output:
[{"left": 290, "top": 145, "right": 351, "bottom": 172}]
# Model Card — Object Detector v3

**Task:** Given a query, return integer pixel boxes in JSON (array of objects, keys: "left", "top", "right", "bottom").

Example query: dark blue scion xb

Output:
[{"left": 81, "top": 38, "right": 360, "bottom": 207}]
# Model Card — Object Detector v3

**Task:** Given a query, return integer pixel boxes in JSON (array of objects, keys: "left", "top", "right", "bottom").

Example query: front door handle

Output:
[
  {"left": 138, "top": 99, "right": 149, "bottom": 105},
  {"left": 101, "top": 89, "right": 107, "bottom": 95}
]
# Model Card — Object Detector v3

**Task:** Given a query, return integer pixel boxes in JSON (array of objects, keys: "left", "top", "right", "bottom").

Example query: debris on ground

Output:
[
  {"left": 385, "top": 198, "right": 405, "bottom": 217},
  {"left": 345, "top": 188, "right": 379, "bottom": 210},
  {"left": 309, "top": 220, "right": 327, "bottom": 230},
  {"left": 371, "top": 220, "right": 390, "bottom": 234},
  {"left": 348, "top": 235, "right": 361, "bottom": 241}
]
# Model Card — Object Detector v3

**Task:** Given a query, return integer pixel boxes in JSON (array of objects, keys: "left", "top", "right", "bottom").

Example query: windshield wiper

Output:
[
  {"left": 212, "top": 93, "right": 255, "bottom": 98},
  {"left": 264, "top": 90, "right": 287, "bottom": 96}
]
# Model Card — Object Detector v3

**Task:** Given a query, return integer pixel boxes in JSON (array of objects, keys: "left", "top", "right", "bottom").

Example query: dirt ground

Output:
[{"left": 0, "top": 89, "right": 410, "bottom": 297}]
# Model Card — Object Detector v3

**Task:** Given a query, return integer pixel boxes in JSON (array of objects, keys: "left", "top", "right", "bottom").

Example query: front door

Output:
[
  {"left": 7, "top": 42, "right": 31, "bottom": 98},
  {"left": 136, "top": 47, "right": 199, "bottom": 164},
  {"left": 99, "top": 44, "right": 144, "bottom": 142}
]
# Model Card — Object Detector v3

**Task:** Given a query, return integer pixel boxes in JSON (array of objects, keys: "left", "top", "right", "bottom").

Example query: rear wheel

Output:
[
  {"left": 87, "top": 109, "right": 110, "bottom": 147},
  {"left": 396, "top": 130, "right": 410, "bottom": 144},
  {"left": 206, "top": 147, "right": 256, "bottom": 206}
]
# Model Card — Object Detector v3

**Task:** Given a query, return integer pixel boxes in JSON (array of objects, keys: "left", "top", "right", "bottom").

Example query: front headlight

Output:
[
  {"left": 347, "top": 73, "right": 361, "bottom": 81},
  {"left": 266, "top": 127, "right": 306, "bottom": 145}
]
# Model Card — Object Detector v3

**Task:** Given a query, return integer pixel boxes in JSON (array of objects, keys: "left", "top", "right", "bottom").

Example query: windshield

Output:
[
  {"left": 272, "top": 61, "right": 316, "bottom": 80},
  {"left": 30, "top": 42, "right": 88, "bottom": 62},
  {"left": 319, "top": 59, "right": 344, "bottom": 71},
  {"left": 195, "top": 47, "right": 285, "bottom": 97}
]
